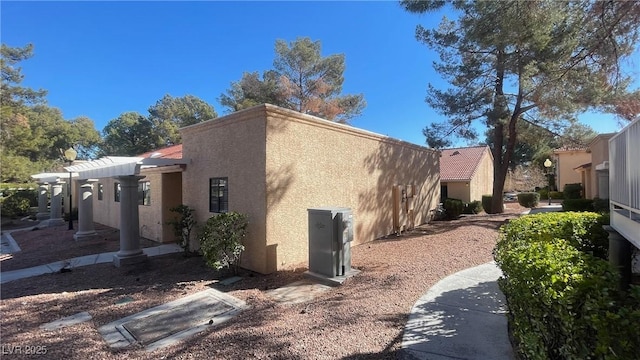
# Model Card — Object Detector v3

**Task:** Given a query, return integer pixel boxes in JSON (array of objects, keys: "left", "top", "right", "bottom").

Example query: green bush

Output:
[
  {"left": 517, "top": 192, "right": 540, "bottom": 208},
  {"left": 563, "top": 183, "right": 583, "bottom": 199},
  {"left": 494, "top": 212, "right": 639, "bottom": 359},
  {"left": 463, "top": 200, "right": 483, "bottom": 214},
  {"left": 538, "top": 187, "right": 549, "bottom": 200},
  {"left": 1, "top": 195, "right": 31, "bottom": 218},
  {"left": 562, "top": 198, "right": 594, "bottom": 212},
  {"left": 550, "top": 191, "right": 564, "bottom": 199},
  {"left": 592, "top": 198, "right": 610, "bottom": 213},
  {"left": 482, "top": 195, "right": 497, "bottom": 214},
  {"left": 199, "top": 212, "right": 248, "bottom": 273},
  {"left": 443, "top": 198, "right": 464, "bottom": 219},
  {"left": 167, "top": 205, "right": 197, "bottom": 255}
]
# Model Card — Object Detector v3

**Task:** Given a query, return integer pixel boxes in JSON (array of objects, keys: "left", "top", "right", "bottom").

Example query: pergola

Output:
[{"left": 33, "top": 156, "right": 188, "bottom": 266}]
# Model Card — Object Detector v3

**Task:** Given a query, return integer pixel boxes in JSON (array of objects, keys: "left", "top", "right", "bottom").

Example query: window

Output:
[
  {"left": 98, "top": 183, "right": 104, "bottom": 201},
  {"left": 209, "top": 177, "right": 228, "bottom": 213},
  {"left": 114, "top": 183, "right": 121, "bottom": 202},
  {"left": 138, "top": 181, "right": 151, "bottom": 206}
]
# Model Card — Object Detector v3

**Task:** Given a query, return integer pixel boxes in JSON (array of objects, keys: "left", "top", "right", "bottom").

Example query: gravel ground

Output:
[{"left": 1, "top": 203, "right": 526, "bottom": 359}]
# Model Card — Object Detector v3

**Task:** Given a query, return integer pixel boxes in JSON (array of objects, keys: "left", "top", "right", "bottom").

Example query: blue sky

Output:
[{"left": 1, "top": 1, "right": 635, "bottom": 147}]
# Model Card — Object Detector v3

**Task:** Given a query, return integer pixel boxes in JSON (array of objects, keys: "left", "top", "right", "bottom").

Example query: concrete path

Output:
[
  {"left": 402, "top": 262, "right": 515, "bottom": 360},
  {"left": 1, "top": 243, "right": 182, "bottom": 284}
]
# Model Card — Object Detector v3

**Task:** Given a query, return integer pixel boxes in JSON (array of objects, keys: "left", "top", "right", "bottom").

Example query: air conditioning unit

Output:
[{"left": 307, "top": 207, "right": 354, "bottom": 279}]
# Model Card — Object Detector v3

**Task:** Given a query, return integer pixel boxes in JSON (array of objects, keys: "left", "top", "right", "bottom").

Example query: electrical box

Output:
[{"left": 308, "top": 207, "right": 353, "bottom": 278}]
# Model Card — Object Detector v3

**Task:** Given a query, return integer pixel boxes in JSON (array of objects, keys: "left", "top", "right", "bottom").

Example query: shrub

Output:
[
  {"left": 1, "top": 195, "right": 31, "bottom": 218},
  {"left": 562, "top": 198, "right": 594, "bottom": 212},
  {"left": 463, "top": 200, "right": 483, "bottom": 214},
  {"left": 199, "top": 212, "right": 248, "bottom": 273},
  {"left": 167, "top": 205, "right": 197, "bottom": 255},
  {"left": 550, "top": 191, "right": 564, "bottom": 199},
  {"left": 494, "top": 212, "right": 639, "bottom": 359},
  {"left": 443, "top": 198, "right": 464, "bottom": 219},
  {"left": 517, "top": 192, "right": 539, "bottom": 208},
  {"left": 563, "top": 183, "right": 583, "bottom": 199},
  {"left": 592, "top": 197, "right": 610, "bottom": 213},
  {"left": 482, "top": 195, "right": 496, "bottom": 214},
  {"left": 538, "top": 187, "right": 549, "bottom": 200}
]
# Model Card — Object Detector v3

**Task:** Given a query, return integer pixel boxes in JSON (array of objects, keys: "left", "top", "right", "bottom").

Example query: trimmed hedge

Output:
[
  {"left": 563, "top": 183, "right": 583, "bottom": 199},
  {"left": 538, "top": 188, "right": 564, "bottom": 200},
  {"left": 562, "top": 198, "right": 594, "bottom": 212},
  {"left": 463, "top": 200, "right": 483, "bottom": 214},
  {"left": 494, "top": 212, "right": 639, "bottom": 359},
  {"left": 443, "top": 198, "right": 464, "bottom": 219},
  {"left": 592, "top": 198, "right": 610, "bottom": 213},
  {"left": 482, "top": 195, "right": 498, "bottom": 214},
  {"left": 517, "top": 192, "right": 540, "bottom": 208}
]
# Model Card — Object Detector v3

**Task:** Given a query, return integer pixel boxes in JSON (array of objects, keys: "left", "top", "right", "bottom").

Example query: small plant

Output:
[
  {"left": 443, "top": 198, "right": 464, "bottom": 219},
  {"left": 517, "top": 192, "right": 539, "bottom": 208},
  {"left": 167, "top": 205, "right": 197, "bottom": 256},
  {"left": 463, "top": 200, "right": 483, "bottom": 214},
  {"left": 199, "top": 212, "right": 248, "bottom": 274}
]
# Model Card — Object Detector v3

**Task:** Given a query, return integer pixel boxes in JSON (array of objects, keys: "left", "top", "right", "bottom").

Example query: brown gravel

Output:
[{"left": 1, "top": 203, "right": 527, "bottom": 359}]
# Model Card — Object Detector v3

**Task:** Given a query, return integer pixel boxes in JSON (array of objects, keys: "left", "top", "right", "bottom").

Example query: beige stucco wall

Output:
[
  {"left": 444, "top": 182, "right": 471, "bottom": 203},
  {"left": 263, "top": 106, "right": 440, "bottom": 272},
  {"left": 180, "top": 104, "right": 440, "bottom": 274},
  {"left": 94, "top": 178, "right": 120, "bottom": 228},
  {"left": 589, "top": 134, "right": 612, "bottom": 199},
  {"left": 469, "top": 150, "right": 494, "bottom": 202},
  {"left": 180, "top": 107, "right": 268, "bottom": 273},
  {"left": 554, "top": 149, "right": 590, "bottom": 192}
]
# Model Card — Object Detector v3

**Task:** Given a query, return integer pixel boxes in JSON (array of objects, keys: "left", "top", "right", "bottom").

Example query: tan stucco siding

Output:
[
  {"left": 264, "top": 106, "right": 440, "bottom": 271},
  {"left": 161, "top": 172, "right": 183, "bottom": 243},
  {"left": 589, "top": 136, "right": 611, "bottom": 199},
  {"left": 93, "top": 178, "right": 120, "bottom": 229},
  {"left": 555, "top": 150, "right": 590, "bottom": 192},
  {"left": 444, "top": 182, "right": 470, "bottom": 203},
  {"left": 138, "top": 172, "right": 162, "bottom": 242},
  {"left": 181, "top": 108, "right": 268, "bottom": 273},
  {"left": 469, "top": 151, "right": 494, "bottom": 202}
]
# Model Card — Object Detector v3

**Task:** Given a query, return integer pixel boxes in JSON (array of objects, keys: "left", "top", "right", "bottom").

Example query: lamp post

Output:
[
  {"left": 544, "top": 158, "right": 553, "bottom": 205},
  {"left": 63, "top": 147, "right": 77, "bottom": 230}
]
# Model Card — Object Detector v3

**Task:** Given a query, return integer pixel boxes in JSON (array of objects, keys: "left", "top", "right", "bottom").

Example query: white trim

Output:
[{"left": 63, "top": 156, "right": 189, "bottom": 180}]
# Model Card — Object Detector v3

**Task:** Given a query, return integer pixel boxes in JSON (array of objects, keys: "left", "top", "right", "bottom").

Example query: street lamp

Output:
[
  {"left": 544, "top": 158, "right": 553, "bottom": 205},
  {"left": 63, "top": 147, "right": 77, "bottom": 230}
]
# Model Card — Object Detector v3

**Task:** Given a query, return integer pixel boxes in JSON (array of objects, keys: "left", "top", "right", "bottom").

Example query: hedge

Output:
[
  {"left": 482, "top": 195, "right": 499, "bottom": 214},
  {"left": 494, "top": 212, "right": 639, "bottom": 359},
  {"left": 517, "top": 192, "right": 540, "bottom": 208},
  {"left": 443, "top": 198, "right": 464, "bottom": 219},
  {"left": 563, "top": 183, "right": 583, "bottom": 199},
  {"left": 562, "top": 198, "right": 594, "bottom": 212},
  {"left": 463, "top": 200, "right": 483, "bottom": 214}
]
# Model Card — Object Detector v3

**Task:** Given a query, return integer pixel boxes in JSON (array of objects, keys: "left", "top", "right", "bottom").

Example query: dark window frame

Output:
[
  {"left": 114, "top": 182, "right": 121, "bottom": 203},
  {"left": 138, "top": 181, "right": 151, "bottom": 206},
  {"left": 209, "top": 177, "right": 228, "bottom": 213},
  {"left": 97, "top": 183, "right": 104, "bottom": 201}
]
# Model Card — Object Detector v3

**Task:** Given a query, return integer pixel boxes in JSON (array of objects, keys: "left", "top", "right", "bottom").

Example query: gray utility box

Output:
[{"left": 307, "top": 207, "right": 354, "bottom": 278}]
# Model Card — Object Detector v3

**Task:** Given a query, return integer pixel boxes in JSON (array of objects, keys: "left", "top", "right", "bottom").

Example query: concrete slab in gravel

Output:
[
  {"left": 40, "top": 311, "right": 92, "bottom": 331},
  {"left": 266, "top": 279, "right": 332, "bottom": 304},
  {"left": 98, "top": 288, "right": 247, "bottom": 352},
  {"left": 402, "top": 262, "right": 515, "bottom": 360}
]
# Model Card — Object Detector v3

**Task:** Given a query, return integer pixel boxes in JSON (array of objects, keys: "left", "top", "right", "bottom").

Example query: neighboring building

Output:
[
  {"left": 552, "top": 147, "right": 591, "bottom": 194},
  {"left": 439, "top": 146, "right": 494, "bottom": 203},
  {"left": 51, "top": 104, "right": 440, "bottom": 274}
]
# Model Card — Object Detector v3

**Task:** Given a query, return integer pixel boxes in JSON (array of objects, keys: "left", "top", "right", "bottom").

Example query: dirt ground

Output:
[{"left": 1, "top": 203, "right": 527, "bottom": 359}]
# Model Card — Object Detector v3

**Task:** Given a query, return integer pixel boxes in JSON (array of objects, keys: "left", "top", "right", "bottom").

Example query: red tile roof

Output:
[
  {"left": 439, "top": 146, "right": 491, "bottom": 181},
  {"left": 137, "top": 144, "right": 183, "bottom": 159}
]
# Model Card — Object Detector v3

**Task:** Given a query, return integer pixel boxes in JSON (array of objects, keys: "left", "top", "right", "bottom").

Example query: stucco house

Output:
[
  {"left": 552, "top": 133, "right": 615, "bottom": 199},
  {"left": 439, "top": 146, "right": 494, "bottom": 203},
  {"left": 41, "top": 104, "right": 440, "bottom": 274}
]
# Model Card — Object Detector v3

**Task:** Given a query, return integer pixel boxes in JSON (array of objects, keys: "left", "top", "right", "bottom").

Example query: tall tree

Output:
[
  {"left": 148, "top": 94, "right": 217, "bottom": 145},
  {"left": 101, "top": 112, "right": 161, "bottom": 156},
  {"left": 402, "top": 0, "right": 640, "bottom": 212},
  {"left": 220, "top": 37, "right": 366, "bottom": 123}
]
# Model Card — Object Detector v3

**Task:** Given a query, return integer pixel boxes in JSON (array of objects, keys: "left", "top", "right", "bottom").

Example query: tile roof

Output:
[
  {"left": 439, "top": 146, "right": 491, "bottom": 181},
  {"left": 137, "top": 144, "right": 183, "bottom": 159}
]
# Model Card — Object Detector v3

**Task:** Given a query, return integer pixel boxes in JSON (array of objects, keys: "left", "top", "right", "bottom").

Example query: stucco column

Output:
[
  {"left": 74, "top": 179, "right": 97, "bottom": 240},
  {"left": 48, "top": 182, "right": 65, "bottom": 226},
  {"left": 113, "top": 175, "right": 148, "bottom": 267},
  {"left": 36, "top": 183, "right": 50, "bottom": 220}
]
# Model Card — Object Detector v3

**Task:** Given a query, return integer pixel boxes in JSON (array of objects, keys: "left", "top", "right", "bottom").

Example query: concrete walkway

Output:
[{"left": 1, "top": 242, "right": 182, "bottom": 284}]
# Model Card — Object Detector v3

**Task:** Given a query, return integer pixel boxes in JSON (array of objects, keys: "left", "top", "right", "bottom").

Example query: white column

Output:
[
  {"left": 36, "top": 183, "right": 50, "bottom": 220},
  {"left": 74, "top": 179, "right": 97, "bottom": 240},
  {"left": 48, "top": 182, "right": 65, "bottom": 226},
  {"left": 113, "top": 175, "right": 148, "bottom": 266}
]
